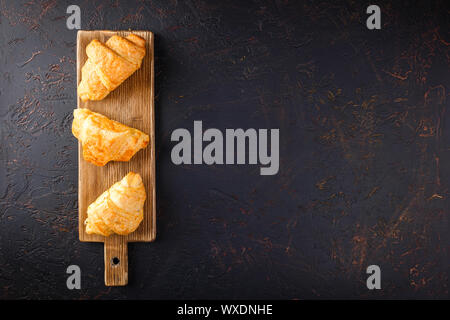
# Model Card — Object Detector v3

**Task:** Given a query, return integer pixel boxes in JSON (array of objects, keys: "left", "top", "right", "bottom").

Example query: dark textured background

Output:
[{"left": 0, "top": 0, "right": 449, "bottom": 299}]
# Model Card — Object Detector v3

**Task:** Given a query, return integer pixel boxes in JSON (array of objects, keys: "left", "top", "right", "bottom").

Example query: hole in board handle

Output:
[{"left": 111, "top": 257, "right": 120, "bottom": 266}]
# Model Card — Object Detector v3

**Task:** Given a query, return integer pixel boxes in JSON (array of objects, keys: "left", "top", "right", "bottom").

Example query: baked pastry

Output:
[
  {"left": 72, "top": 108, "right": 149, "bottom": 166},
  {"left": 78, "top": 34, "right": 146, "bottom": 101},
  {"left": 85, "top": 172, "right": 146, "bottom": 236}
]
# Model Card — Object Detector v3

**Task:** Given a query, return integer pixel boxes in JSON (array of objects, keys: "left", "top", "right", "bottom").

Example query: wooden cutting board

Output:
[{"left": 76, "top": 30, "right": 156, "bottom": 286}]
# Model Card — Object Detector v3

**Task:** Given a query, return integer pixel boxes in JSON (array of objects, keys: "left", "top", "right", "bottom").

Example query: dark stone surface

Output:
[{"left": 0, "top": 0, "right": 448, "bottom": 299}]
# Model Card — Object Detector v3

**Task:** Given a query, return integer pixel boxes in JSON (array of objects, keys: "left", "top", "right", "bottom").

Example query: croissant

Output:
[
  {"left": 78, "top": 34, "right": 146, "bottom": 101},
  {"left": 85, "top": 172, "right": 146, "bottom": 236},
  {"left": 72, "top": 108, "right": 149, "bottom": 166}
]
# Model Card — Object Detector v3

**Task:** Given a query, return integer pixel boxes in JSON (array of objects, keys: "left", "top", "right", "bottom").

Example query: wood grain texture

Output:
[{"left": 76, "top": 30, "right": 155, "bottom": 286}]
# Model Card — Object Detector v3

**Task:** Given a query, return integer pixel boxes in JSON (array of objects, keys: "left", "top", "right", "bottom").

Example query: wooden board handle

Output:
[{"left": 104, "top": 236, "right": 128, "bottom": 286}]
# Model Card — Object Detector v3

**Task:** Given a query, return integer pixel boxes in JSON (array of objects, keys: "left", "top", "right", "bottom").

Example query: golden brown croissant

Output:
[
  {"left": 72, "top": 108, "right": 149, "bottom": 166},
  {"left": 78, "top": 34, "right": 146, "bottom": 101},
  {"left": 85, "top": 172, "right": 146, "bottom": 236}
]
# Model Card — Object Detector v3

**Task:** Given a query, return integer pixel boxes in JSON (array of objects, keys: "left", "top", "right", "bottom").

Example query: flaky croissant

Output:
[
  {"left": 78, "top": 34, "right": 146, "bottom": 101},
  {"left": 72, "top": 108, "right": 149, "bottom": 166},
  {"left": 85, "top": 172, "right": 146, "bottom": 236}
]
